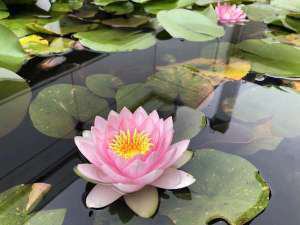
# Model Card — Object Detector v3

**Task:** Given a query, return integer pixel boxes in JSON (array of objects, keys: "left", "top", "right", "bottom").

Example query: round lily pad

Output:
[
  {"left": 0, "top": 68, "right": 31, "bottom": 137},
  {"left": 160, "top": 149, "right": 270, "bottom": 225},
  {"left": 29, "top": 84, "right": 109, "bottom": 138},
  {"left": 232, "top": 84, "right": 300, "bottom": 138},
  {"left": 85, "top": 74, "right": 123, "bottom": 98}
]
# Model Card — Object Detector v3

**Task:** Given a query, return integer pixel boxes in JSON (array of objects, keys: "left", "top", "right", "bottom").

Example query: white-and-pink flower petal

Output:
[
  {"left": 152, "top": 168, "right": 195, "bottom": 189},
  {"left": 86, "top": 184, "right": 123, "bottom": 208},
  {"left": 113, "top": 183, "right": 143, "bottom": 193},
  {"left": 75, "top": 164, "right": 112, "bottom": 183}
]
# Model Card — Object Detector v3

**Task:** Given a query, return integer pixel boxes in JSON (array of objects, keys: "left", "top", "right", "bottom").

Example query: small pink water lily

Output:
[
  {"left": 215, "top": 1, "right": 247, "bottom": 25},
  {"left": 74, "top": 107, "right": 195, "bottom": 218}
]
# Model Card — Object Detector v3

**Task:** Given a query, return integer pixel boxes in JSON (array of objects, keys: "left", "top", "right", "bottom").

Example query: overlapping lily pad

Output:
[
  {"left": 237, "top": 39, "right": 300, "bottom": 78},
  {"left": 20, "top": 35, "right": 75, "bottom": 57},
  {"left": 74, "top": 27, "right": 156, "bottom": 52},
  {"left": 232, "top": 84, "right": 300, "bottom": 138},
  {"left": 93, "top": 149, "right": 270, "bottom": 225},
  {"left": 0, "top": 68, "right": 31, "bottom": 137},
  {"left": 157, "top": 8, "right": 224, "bottom": 42},
  {"left": 0, "top": 25, "right": 26, "bottom": 72},
  {"left": 29, "top": 84, "right": 109, "bottom": 138},
  {"left": 144, "top": 0, "right": 196, "bottom": 14}
]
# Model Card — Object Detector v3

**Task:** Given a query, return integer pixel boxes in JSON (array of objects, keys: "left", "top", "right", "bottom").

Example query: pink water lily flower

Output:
[
  {"left": 74, "top": 107, "right": 195, "bottom": 218},
  {"left": 215, "top": 1, "right": 247, "bottom": 25}
]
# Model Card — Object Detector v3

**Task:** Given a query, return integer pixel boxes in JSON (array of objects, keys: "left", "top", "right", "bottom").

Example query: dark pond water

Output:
[{"left": 1, "top": 22, "right": 299, "bottom": 225}]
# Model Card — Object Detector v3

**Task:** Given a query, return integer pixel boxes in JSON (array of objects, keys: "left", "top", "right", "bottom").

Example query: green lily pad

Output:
[
  {"left": 92, "top": 0, "right": 126, "bottom": 7},
  {"left": 85, "top": 74, "right": 123, "bottom": 98},
  {"left": 0, "top": 0, "right": 8, "bottom": 19},
  {"left": 232, "top": 84, "right": 300, "bottom": 138},
  {"left": 27, "top": 17, "right": 99, "bottom": 36},
  {"left": 0, "top": 183, "right": 66, "bottom": 225},
  {"left": 24, "top": 209, "right": 67, "bottom": 225},
  {"left": 146, "top": 66, "right": 214, "bottom": 108},
  {"left": 0, "top": 68, "right": 31, "bottom": 137},
  {"left": 144, "top": 0, "right": 196, "bottom": 14},
  {"left": 102, "top": 16, "right": 149, "bottom": 28},
  {"left": 271, "top": 0, "right": 300, "bottom": 12},
  {"left": 116, "top": 83, "right": 153, "bottom": 111},
  {"left": 173, "top": 106, "right": 206, "bottom": 142},
  {"left": 29, "top": 84, "right": 109, "bottom": 138},
  {"left": 243, "top": 3, "right": 288, "bottom": 23},
  {"left": 237, "top": 39, "right": 300, "bottom": 77},
  {"left": 93, "top": 149, "right": 270, "bottom": 225},
  {"left": 159, "top": 149, "right": 270, "bottom": 225},
  {"left": 20, "top": 36, "right": 75, "bottom": 57},
  {"left": 0, "top": 25, "right": 26, "bottom": 72},
  {"left": 103, "top": 1, "right": 134, "bottom": 15},
  {"left": 157, "top": 8, "right": 224, "bottom": 42},
  {"left": 74, "top": 27, "right": 156, "bottom": 52}
]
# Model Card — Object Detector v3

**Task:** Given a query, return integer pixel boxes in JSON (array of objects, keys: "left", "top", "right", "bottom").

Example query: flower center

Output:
[{"left": 109, "top": 129, "right": 153, "bottom": 159}]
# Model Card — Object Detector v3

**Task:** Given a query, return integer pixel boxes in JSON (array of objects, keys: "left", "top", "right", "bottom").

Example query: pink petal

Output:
[
  {"left": 82, "top": 130, "right": 92, "bottom": 139},
  {"left": 113, "top": 183, "right": 144, "bottom": 193},
  {"left": 75, "top": 164, "right": 112, "bottom": 183},
  {"left": 165, "top": 140, "right": 190, "bottom": 168},
  {"left": 94, "top": 116, "right": 107, "bottom": 130},
  {"left": 74, "top": 136, "right": 102, "bottom": 167},
  {"left": 151, "top": 168, "right": 181, "bottom": 189},
  {"left": 152, "top": 168, "right": 195, "bottom": 190},
  {"left": 149, "top": 111, "right": 159, "bottom": 123},
  {"left": 135, "top": 169, "right": 164, "bottom": 185},
  {"left": 133, "top": 107, "right": 148, "bottom": 126},
  {"left": 86, "top": 184, "right": 123, "bottom": 208}
]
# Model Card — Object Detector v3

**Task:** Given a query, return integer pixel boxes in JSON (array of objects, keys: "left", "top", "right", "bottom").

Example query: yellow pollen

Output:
[{"left": 109, "top": 129, "right": 153, "bottom": 159}]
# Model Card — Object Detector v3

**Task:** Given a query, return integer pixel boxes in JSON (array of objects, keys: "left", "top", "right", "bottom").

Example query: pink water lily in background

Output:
[
  {"left": 74, "top": 107, "right": 195, "bottom": 218},
  {"left": 215, "top": 1, "right": 247, "bottom": 25}
]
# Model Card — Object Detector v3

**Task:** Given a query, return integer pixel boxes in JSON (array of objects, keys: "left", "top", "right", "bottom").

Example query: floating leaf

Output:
[
  {"left": 74, "top": 27, "right": 156, "bottom": 52},
  {"left": 271, "top": 0, "right": 300, "bottom": 13},
  {"left": 29, "top": 84, "right": 109, "bottom": 138},
  {"left": 0, "top": 25, "right": 26, "bottom": 72},
  {"left": 157, "top": 8, "right": 224, "bottom": 42},
  {"left": 0, "top": 68, "right": 31, "bottom": 137},
  {"left": 144, "top": 0, "right": 196, "bottom": 14},
  {"left": 85, "top": 74, "right": 123, "bottom": 98},
  {"left": 160, "top": 149, "right": 270, "bottom": 225},
  {"left": 277, "top": 33, "right": 300, "bottom": 46},
  {"left": 26, "top": 183, "right": 51, "bottom": 213},
  {"left": 173, "top": 106, "right": 206, "bottom": 142},
  {"left": 237, "top": 39, "right": 300, "bottom": 78},
  {"left": 103, "top": 1, "right": 134, "bottom": 15},
  {"left": 102, "top": 16, "right": 149, "bottom": 28},
  {"left": 27, "top": 17, "right": 99, "bottom": 36},
  {"left": 0, "top": 183, "right": 61, "bottom": 225},
  {"left": 20, "top": 35, "right": 75, "bottom": 57},
  {"left": 24, "top": 209, "right": 66, "bottom": 225}
]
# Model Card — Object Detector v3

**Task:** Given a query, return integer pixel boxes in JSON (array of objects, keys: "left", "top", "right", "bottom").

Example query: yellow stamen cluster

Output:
[{"left": 109, "top": 129, "right": 153, "bottom": 159}]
